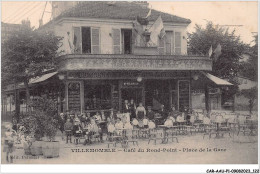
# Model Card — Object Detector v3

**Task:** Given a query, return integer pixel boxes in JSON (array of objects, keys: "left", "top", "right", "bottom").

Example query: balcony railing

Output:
[{"left": 58, "top": 54, "right": 212, "bottom": 71}]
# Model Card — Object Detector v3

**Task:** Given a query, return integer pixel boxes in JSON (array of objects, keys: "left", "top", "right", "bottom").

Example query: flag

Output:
[
  {"left": 213, "top": 43, "right": 222, "bottom": 61},
  {"left": 148, "top": 15, "right": 166, "bottom": 46},
  {"left": 133, "top": 20, "right": 144, "bottom": 46},
  {"left": 67, "top": 32, "right": 73, "bottom": 54},
  {"left": 145, "top": 8, "right": 151, "bottom": 18},
  {"left": 208, "top": 45, "right": 213, "bottom": 57}
]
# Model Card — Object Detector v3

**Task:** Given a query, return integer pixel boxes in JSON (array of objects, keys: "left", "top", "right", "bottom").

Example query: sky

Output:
[{"left": 1, "top": 1, "right": 258, "bottom": 45}]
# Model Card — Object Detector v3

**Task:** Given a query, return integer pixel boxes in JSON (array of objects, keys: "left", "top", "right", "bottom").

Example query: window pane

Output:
[
  {"left": 84, "top": 83, "right": 111, "bottom": 110},
  {"left": 82, "top": 27, "right": 91, "bottom": 53}
]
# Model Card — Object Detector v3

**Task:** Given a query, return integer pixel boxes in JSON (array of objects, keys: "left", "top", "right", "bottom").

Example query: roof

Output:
[
  {"left": 202, "top": 72, "right": 233, "bottom": 86},
  {"left": 55, "top": 1, "right": 191, "bottom": 24}
]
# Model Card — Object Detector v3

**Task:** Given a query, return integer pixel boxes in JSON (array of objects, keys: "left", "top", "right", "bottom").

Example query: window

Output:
[
  {"left": 121, "top": 29, "right": 132, "bottom": 54},
  {"left": 174, "top": 32, "right": 182, "bottom": 55},
  {"left": 82, "top": 27, "right": 91, "bottom": 54},
  {"left": 165, "top": 31, "right": 173, "bottom": 55},
  {"left": 73, "top": 27, "right": 100, "bottom": 54},
  {"left": 84, "top": 83, "right": 111, "bottom": 110}
]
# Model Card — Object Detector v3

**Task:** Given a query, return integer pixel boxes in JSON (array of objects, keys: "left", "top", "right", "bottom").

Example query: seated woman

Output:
[
  {"left": 132, "top": 118, "right": 139, "bottom": 128},
  {"left": 176, "top": 113, "right": 185, "bottom": 123},
  {"left": 143, "top": 117, "right": 149, "bottom": 129},
  {"left": 84, "top": 118, "right": 99, "bottom": 145},
  {"left": 107, "top": 118, "right": 116, "bottom": 136},
  {"left": 148, "top": 120, "right": 156, "bottom": 129},
  {"left": 164, "top": 116, "right": 174, "bottom": 127},
  {"left": 115, "top": 118, "right": 124, "bottom": 129}
]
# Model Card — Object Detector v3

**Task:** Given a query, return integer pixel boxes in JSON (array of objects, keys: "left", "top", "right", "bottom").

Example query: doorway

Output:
[{"left": 121, "top": 88, "right": 143, "bottom": 106}]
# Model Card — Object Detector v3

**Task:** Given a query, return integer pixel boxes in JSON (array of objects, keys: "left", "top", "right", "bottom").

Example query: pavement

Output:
[{"left": 1, "top": 131, "right": 258, "bottom": 164}]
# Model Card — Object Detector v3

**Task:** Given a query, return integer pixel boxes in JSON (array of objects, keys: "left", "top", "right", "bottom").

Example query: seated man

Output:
[
  {"left": 146, "top": 106, "right": 155, "bottom": 120},
  {"left": 93, "top": 112, "right": 102, "bottom": 122},
  {"left": 158, "top": 104, "right": 168, "bottom": 120},
  {"left": 100, "top": 110, "right": 106, "bottom": 121},
  {"left": 168, "top": 106, "right": 180, "bottom": 119}
]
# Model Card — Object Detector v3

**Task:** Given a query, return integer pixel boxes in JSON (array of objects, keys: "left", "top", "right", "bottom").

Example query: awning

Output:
[
  {"left": 201, "top": 72, "right": 233, "bottom": 86},
  {"left": 30, "top": 72, "right": 58, "bottom": 84},
  {"left": 4, "top": 72, "right": 58, "bottom": 92}
]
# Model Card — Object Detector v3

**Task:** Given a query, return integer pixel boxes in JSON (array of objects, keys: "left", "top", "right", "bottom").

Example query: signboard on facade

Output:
[{"left": 59, "top": 55, "right": 212, "bottom": 71}]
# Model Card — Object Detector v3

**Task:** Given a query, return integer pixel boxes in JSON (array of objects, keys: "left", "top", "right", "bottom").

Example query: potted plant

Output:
[
  {"left": 32, "top": 96, "right": 60, "bottom": 158},
  {"left": 41, "top": 118, "right": 60, "bottom": 158},
  {"left": 20, "top": 96, "right": 60, "bottom": 158}
]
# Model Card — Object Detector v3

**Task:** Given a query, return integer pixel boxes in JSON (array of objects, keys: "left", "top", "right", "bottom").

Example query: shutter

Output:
[
  {"left": 165, "top": 31, "right": 173, "bottom": 55},
  {"left": 113, "top": 28, "right": 121, "bottom": 54},
  {"left": 73, "top": 27, "right": 82, "bottom": 54},
  {"left": 91, "top": 27, "right": 100, "bottom": 54},
  {"left": 175, "top": 32, "right": 181, "bottom": 55},
  {"left": 158, "top": 37, "right": 165, "bottom": 55}
]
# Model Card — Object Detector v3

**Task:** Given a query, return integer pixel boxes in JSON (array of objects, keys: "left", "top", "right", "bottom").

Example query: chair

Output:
[
  {"left": 202, "top": 117, "right": 217, "bottom": 139},
  {"left": 148, "top": 128, "right": 165, "bottom": 145},
  {"left": 237, "top": 116, "right": 249, "bottom": 136},
  {"left": 165, "top": 127, "right": 179, "bottom": 143},
  {"left": 185, "top": 115, "right": 199, "bottom": 135},
  {"left": 125, "top": 129, "right": 138, "bottom": 146}
]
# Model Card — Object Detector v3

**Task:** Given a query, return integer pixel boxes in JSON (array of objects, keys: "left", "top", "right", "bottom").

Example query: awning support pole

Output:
[{"left": 204, "top": 84, "right": 210, "bottom": 115}]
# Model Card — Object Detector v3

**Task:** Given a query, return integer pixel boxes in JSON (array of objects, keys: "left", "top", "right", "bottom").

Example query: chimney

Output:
[{"left": 133, "top": 1, "right": 149, "bottom": 8}]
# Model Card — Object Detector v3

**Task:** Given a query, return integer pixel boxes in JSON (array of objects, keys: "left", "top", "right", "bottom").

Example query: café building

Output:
[{"left": 2, "top": 2, "right": 232, "bottom": 119}]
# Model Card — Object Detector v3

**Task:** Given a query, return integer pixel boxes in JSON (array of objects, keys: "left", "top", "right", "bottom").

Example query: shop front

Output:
[{"left": 58, "top": 54, "right": 212, "bottom": 115}]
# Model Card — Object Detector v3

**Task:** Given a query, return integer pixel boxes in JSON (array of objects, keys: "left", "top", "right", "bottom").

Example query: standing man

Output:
[
  {"left": 122, "top": 100, "right": 130, "bottom": 113},
  {"left": 129, "top": 99, "right": 137, "bottom": 120}
]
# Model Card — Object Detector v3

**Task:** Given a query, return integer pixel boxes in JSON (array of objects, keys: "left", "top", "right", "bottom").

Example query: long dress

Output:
[{"left": 129, "top": 103, "right": 136, "bottom": 120}]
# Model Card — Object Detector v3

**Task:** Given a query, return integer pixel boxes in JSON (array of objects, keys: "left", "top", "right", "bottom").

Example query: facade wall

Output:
[{"left": 54, "top": 19, "right": 188, "bottom": 56}]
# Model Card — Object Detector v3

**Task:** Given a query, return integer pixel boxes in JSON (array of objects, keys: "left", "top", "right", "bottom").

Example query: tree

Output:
[
  {"left": 239, "top": 34, "right": 258, "bottom": 81},
  {"left": 188, "top": 22, "right": 249, "bottom": 108},
  {"left": 188, "top": 22, "right": 248, "bottom": 79},
  {"left": 239, "top": 86, "right": 257, "bottom": 114},
  {"left": 2, "top": 24, "right": 63, "bottom": 112}
]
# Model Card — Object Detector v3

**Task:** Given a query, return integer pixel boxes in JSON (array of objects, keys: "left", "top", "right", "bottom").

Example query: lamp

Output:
[
  {"left": 58, "top": 74, "right": 65, "bottom": 80},
  {"left": 192, "top": 74, "right": 199, "bottom": 81},
  {"left": 137, "top": 76, "right": 142, "bottom": 82}
]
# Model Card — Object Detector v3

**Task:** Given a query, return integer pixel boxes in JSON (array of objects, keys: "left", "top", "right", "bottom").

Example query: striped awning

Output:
[{"left": 201, "top": 72, "right": 233, "bottom": 86}]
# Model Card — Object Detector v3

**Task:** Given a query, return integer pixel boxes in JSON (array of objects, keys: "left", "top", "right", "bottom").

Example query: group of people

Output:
[{"left": 57, "top": 100, "right": 191, "bottom": 145}]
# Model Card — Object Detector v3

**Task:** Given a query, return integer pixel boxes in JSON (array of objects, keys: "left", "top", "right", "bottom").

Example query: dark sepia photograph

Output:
[{"left": 1, "top": 0, "right": 258, "bottom": 167}]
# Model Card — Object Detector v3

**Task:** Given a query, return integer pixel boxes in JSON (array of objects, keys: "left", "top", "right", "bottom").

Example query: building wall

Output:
[{"left": 54, "top": 19, "right": 188, "bottom": 55}]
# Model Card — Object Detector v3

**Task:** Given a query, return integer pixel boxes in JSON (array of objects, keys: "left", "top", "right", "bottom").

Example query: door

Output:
[{"left": 121, "top": 88, "right": 143, "bottom": 106}]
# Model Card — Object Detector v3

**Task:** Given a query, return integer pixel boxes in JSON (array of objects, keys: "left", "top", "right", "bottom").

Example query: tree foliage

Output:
[
  {"left": 239, "top": 35, "right": 258, "bottom": 81},
  {"left": 188, "top": 22, "right": 248, "bottom": 79},
  {"left": 239, "top": 86, "right": 258, "bottom": 114},
  {"left": 1, "top": 24, "right": 63, "bottom": 108}
]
